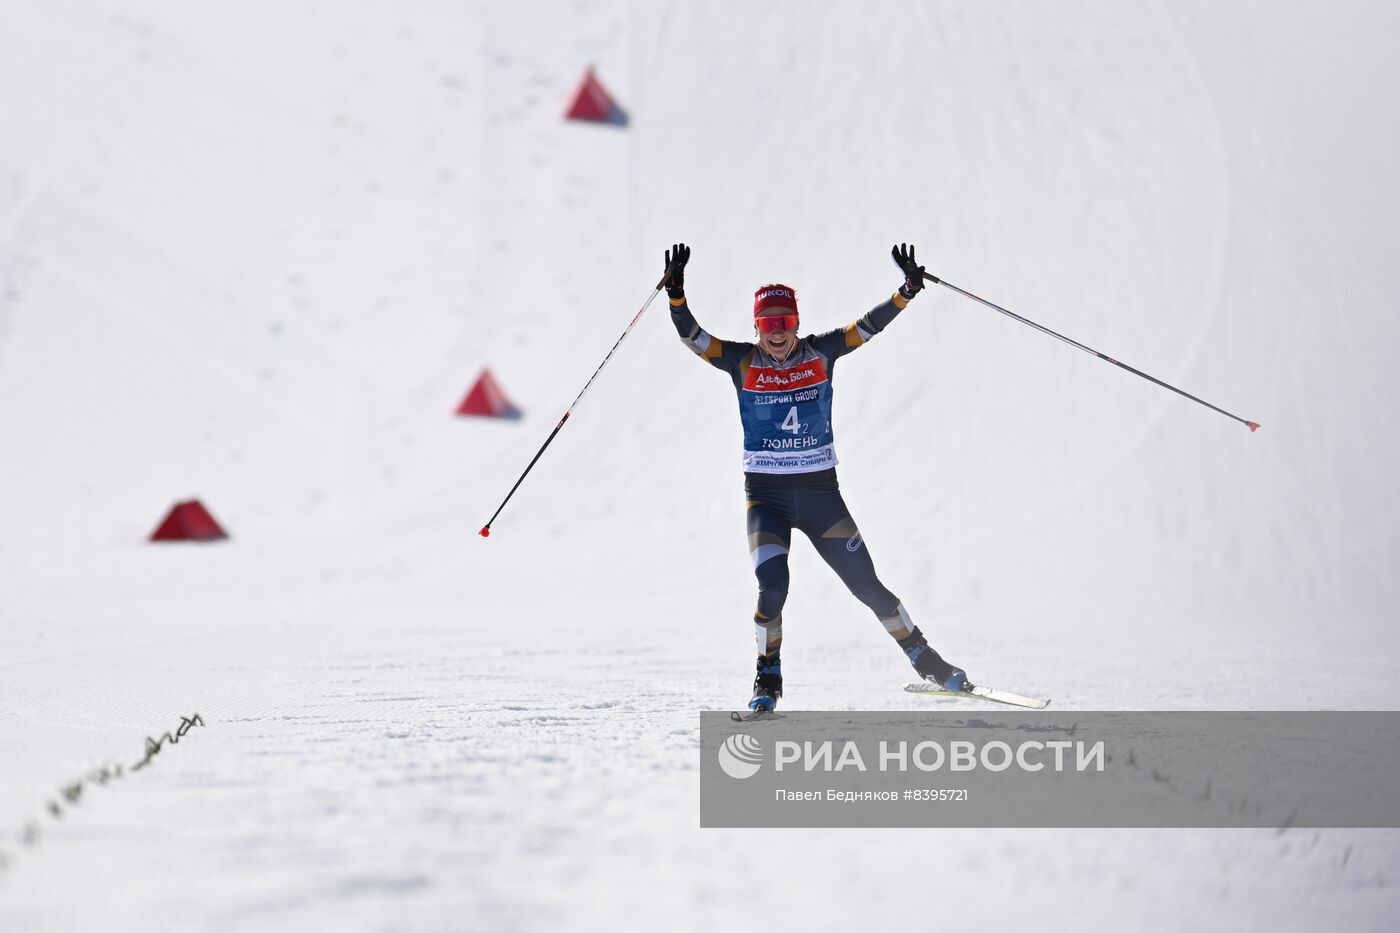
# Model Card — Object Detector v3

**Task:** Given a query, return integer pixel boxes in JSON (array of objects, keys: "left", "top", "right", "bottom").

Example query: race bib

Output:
[{"left": 738, "top": 353, "right": 838, "bottom": 473}]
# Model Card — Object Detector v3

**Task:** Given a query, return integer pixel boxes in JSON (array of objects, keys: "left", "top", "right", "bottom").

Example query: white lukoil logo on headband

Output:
[{"left": 757, "top": 288, "right": 793, "bottom": 301}]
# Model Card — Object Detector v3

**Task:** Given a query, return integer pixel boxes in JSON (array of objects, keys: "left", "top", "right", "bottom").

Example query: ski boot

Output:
[
  {"left": 749, "top": 653, "right": 783, "bottom": 713},
  {"left": 898, "top": 626, "right": 967, "bottom": 693}
]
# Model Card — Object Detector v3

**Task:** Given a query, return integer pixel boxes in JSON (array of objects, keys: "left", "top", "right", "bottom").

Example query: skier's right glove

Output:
[
  {"left": 892, "top": 243, "right": 925, "bottom": 299},
  {"left": 663, "top": 243, "right": 690, "bottom": 299}
]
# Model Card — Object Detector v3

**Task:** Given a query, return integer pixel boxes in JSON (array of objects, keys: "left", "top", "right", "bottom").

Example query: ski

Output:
[
  {"left": 730, "top": 710, "right": 787, "bottom": 723},
  {"left": 903, "top": 682, "right": 1051, "bottom": 710}
]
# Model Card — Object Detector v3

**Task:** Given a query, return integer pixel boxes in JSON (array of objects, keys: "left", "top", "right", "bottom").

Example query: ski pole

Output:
[
  {"left": 479, "top": 262, "right": 677, "bottom": 537},
  {"left": 923, "top": 271, "right": 1260, "bottom": 432}
]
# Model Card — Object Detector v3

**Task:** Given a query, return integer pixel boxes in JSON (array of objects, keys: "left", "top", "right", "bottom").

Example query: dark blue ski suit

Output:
[{"left": 669, "top": 288, "right": 920, "bottom": 655}]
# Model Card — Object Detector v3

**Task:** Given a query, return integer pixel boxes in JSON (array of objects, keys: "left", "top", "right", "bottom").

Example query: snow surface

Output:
[{"left": 2, "top": 0, "right": 1399, "bottom": 930}]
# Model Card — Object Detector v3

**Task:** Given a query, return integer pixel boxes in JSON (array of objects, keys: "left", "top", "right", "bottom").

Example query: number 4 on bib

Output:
[{"left": 780, "top": 407, "right": 801, "bottom": 434}]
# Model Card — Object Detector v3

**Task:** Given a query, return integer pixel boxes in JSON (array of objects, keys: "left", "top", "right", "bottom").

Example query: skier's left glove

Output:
[
  {"left": 892, "top": 243, "right": 925, "bottom": 299},
  {"left": 663, "top": 243, "right": 690, "bottom": 299}
]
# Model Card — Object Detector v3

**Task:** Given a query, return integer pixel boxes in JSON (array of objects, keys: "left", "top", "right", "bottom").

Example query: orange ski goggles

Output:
[{"left": 755, "top": 314, "right": 799, "bottom": 333}]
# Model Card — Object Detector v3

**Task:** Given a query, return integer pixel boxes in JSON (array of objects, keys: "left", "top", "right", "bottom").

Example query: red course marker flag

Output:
[
  {"left": 457, "top": 368, "right": 523, "bottom": 420},
  {"left": 564, "top": 67, "right": 628, "bottom": 126},
  {"left": 150, "top": 499, "right": 228, "bottom": 542}
]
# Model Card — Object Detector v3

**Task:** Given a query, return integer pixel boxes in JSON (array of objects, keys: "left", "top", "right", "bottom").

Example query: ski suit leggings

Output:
[{"left": 745, "top": 470, "right": 901, "bottom": 652}]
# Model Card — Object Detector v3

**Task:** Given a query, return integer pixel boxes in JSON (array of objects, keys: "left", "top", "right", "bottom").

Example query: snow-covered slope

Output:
[{"left": 3, "top": 1, "right": 1399, "bottom": 930}]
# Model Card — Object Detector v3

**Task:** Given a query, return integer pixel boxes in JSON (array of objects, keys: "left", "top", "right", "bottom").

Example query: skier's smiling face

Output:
[{"left": 755, "top": 309, "right": 799, "bottom": 361}]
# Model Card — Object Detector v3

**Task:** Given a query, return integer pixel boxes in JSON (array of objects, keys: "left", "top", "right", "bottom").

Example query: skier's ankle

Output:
[
  {"left": 896, "top": 626, "right": 928, "bottom": 653},
  {"left": 750, "top": 652, "right": 783, "bottom": 711}
]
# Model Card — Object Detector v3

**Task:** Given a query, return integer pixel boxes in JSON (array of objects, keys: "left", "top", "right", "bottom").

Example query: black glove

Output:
[
  {"left": 663, "top": 243, "right": 690, "bottom": 296},
  {"left": 892, "top": 243, "right": 925, "bottom": 298}
]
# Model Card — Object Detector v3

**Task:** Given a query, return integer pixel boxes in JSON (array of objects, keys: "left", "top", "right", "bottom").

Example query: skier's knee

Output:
[
  {"left": 754, "top": 585, "right": 788, "bottom": 624},
  {"left": 753, "top": 548, "right": 789, "bottom": 622}
]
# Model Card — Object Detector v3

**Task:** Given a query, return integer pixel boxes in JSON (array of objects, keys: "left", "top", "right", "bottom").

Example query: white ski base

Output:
[{"left": 903, "top": 682, "right": 1052, "bottom": 710}]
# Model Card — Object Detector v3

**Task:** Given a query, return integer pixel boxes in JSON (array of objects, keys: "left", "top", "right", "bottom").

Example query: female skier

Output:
[{"left": 664, "top": 242, "right": 967, "bottom": 712}]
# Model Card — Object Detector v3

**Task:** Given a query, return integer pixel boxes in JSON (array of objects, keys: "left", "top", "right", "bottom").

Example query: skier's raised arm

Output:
[
  {"left": 811, "top": 243, "right": 927, "bottom": 361},
  {"left": 664, "top": 243, "right": 752, "bottom": 374}
]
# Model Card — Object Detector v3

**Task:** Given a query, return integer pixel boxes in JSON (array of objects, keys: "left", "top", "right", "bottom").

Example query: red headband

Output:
[{"left": 753, "top": 284, "right": 798, "bottom": 318}]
